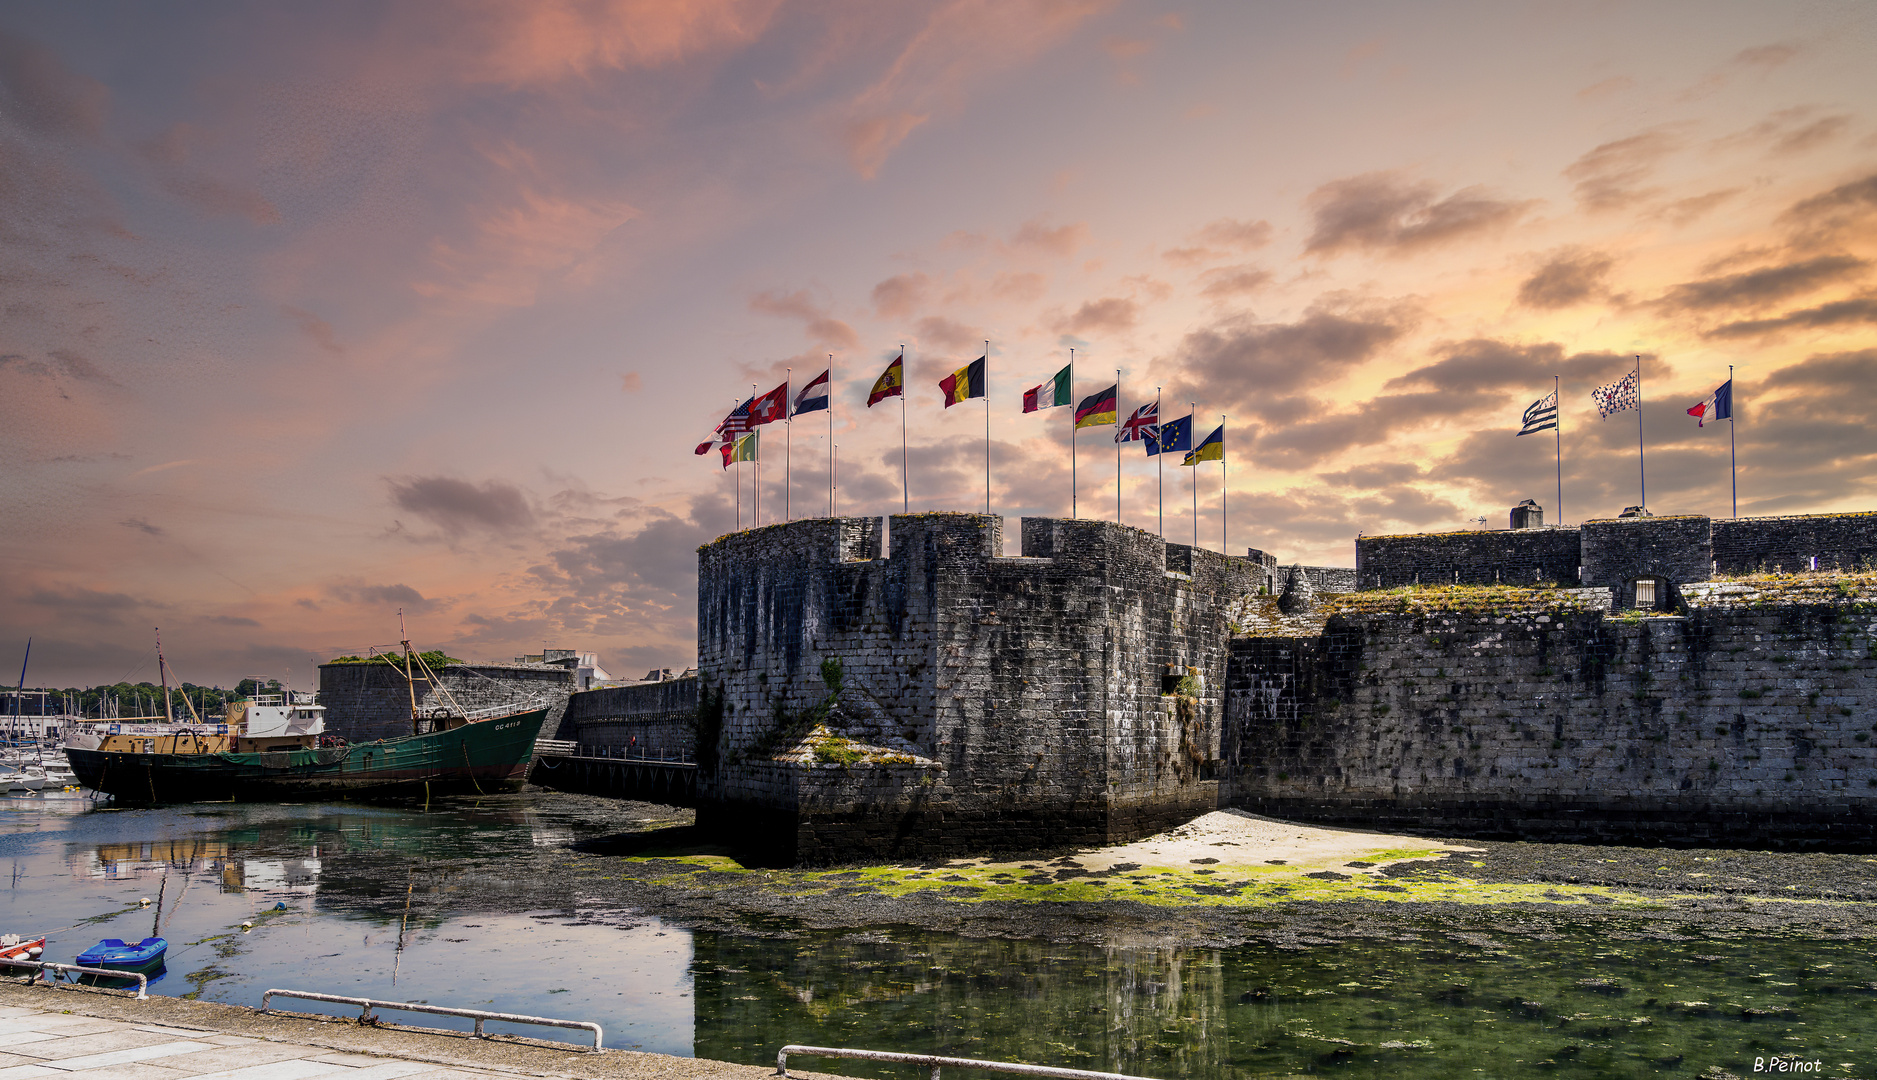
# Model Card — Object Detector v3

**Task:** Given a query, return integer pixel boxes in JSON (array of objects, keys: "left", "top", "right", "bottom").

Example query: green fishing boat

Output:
[{"left": 66, "top": 633, "right": 549, "bottom": 804}]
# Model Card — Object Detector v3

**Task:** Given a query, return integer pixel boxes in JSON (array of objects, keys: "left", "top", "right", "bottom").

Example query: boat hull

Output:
[{"left": 66, "top": 708, "right": 548, "bottom": 804}]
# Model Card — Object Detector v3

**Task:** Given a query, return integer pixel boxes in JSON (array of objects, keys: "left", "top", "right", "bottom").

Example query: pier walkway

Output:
[{"left": 0, "top": 984, "right": 856, "bottom": 1079}]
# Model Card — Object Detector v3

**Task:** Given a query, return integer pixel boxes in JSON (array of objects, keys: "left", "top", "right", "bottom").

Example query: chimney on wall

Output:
[{"left": 1510, "top": 499, "right": 1544, "bottom": 530}]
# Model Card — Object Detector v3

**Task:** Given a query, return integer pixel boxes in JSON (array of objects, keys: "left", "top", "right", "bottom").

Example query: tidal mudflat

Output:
[{"left": 4, "top": 789, "right": 1873, "bottom": 1077}]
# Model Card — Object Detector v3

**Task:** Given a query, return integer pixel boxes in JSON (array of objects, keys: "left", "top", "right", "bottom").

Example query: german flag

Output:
[
  {"left": 938, "top": 355, "right": 986, "bottom": 408},
  {"left": 868, "top": 354, "right": 904, "bottom": 407},
  {"left": 1074, "top": 383, "right": 1116, "bottom": 429}
]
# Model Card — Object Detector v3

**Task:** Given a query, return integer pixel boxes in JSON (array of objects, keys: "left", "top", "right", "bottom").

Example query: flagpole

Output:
[
  {"left": 1729, "top": 363, "right": 1737, "bottom": 519},
  {"left": 829, "top": 354, "right": 836, "bottom": 518},
  {"left": 899, "top": 346, "right": 908, "bottom": 515},
  {"left": 785, "top": 367, "right": 792, "bottom": 523},
  {"left": 1156, "top": 386, "right": 1164, "bottom": 538},
  {"left": 1635, "top": 355, "right": 1645, "bottom": 511},
  {"left": 1069, "top": 347, "right": 1077, "bottom": 519},
  {"left": 733, "top": 397, "right": 741, "bottom": 531},
  {"left": 752, "top": 382, "right": 760, "bottom": 526},
  {"left": 1221, "top": 413, "right": 1227, "bottom": 556},
  {"left": 1190, "top": 401, "right": 1197, "bottom": 551},
  {"left": 743, "top": 385, "right": 750, "bottom": 529},
  {"left": 1552, "top": 374, "right": 1562, "bottom": 525},
  {"left": 985, "top": 339, "right": 991, "bottom": 517},
  {"left": 1115, "top": 368, "right": 1122, "bottom": 525}
]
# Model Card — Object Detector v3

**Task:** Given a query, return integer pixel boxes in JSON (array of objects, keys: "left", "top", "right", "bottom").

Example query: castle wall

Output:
[
  {"left": 1355, "top": 528, "right": 1583, "bottom": 590},
  {"left": 1222, "top": 581, "right": 1877, "bottom": 845},
  {"left": 317, "top": 661, "right": 571, "bottom": 742},
  {"left": 1580, "top": 515, "right": 1713, "bottom": 608},
  {"left": 1712, "top": 512, "right": 1877, "bottom": 574},
  {"left": 561, "top": 676, "right": 698, "bottom": 756},
  {"left": 694, "top": 513, "right": 1257, "bottom": 862}
]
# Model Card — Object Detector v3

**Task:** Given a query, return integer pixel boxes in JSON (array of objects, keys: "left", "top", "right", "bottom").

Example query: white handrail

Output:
[
  {"left": 776, "top": 1045, "right": 1161, "bottom": 1080},
  {"left": 2, "top": 958, "right": 150, "bottom": 1000},
  {"left": 261, "top": 989, "right": 601, "bottom": 1051}
]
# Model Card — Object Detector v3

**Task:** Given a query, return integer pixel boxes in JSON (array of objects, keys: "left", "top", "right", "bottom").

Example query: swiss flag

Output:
[{"left": 749, "top": 381, "right": 789, "bottom": 426}]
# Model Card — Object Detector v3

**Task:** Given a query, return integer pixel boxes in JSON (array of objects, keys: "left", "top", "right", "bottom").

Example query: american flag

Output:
[
  {"left": 1116, "top": 399, "right": 1159, "bottom": 443},
  {"left": 1592, "top": 370, "right": 1639, "bottom": 419},
  {"left": 716, "top": 396, "right": 754, "bottom": 437}
]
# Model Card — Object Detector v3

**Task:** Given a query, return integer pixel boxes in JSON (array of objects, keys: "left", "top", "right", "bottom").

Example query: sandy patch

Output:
[{"left": 963, "top": 809, "right": 1479, "bottom": 878}]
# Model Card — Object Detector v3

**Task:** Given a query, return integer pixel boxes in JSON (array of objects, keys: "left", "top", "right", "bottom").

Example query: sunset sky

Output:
[{"left": 4, "top": 1, "right": 1875, "bottom": 688}]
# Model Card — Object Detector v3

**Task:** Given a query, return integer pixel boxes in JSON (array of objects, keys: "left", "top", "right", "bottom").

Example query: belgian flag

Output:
[{"left": 939, "top": 355, "right": 986, "bottom": 408}]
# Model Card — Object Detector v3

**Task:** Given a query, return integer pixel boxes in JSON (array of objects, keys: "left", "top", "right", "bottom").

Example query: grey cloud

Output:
[
  {"left": 1317, "top": 462, "right": 1425, "bottom": 488},
  {"left": 326, "top": 581, "right": 440, "bottom": 614},
  {"left": 162, "top": 173, "right": 280, "bottom": 225},
  {"left": 1779, "top": 171, "right": 1877, "bottom": 246},
  {"left": 1517, "top": 248, "right": 1615, "bottom": 309},
  {"left": 1304, "top": 173, "right": 1533, "bottom": 256},
  {"left": 1172, "top": 303, "right": 1414, "bottom": 404},
  {"left": 1010, "top": 219, "right": 1087, "bottom": 257},
  {"left": 1732, "top": 43, "right": 1800, "bottom": 70},
  {"left": 1563, "top": 130, "right": 1680, "bottom": 212},
  {"left": 1057, "top": 297, "right": 1139, "bottom": 336},
  {"left": 1384, "top": 340, "right": 1642, "bottom": 395},
  {"left": 49, "top": 349, "right": 116, "bottom": 384},
  {"left": 1194, "top": 218, "right": 1273, "bottom": 250},
  {"left": 284, "top": 307, "right": 344, "bottom": 354},
  {"left": 871, "top": 272, "right": 929, "bottom": 319},
  {"left": 119, "top": 517, "right": 164, "bottom": 536},
  {"left": 1198, "top": 266, "right": 1271, "bottom": 300},
  {"left": 0, "top": 30, "right": 107, "bottom": 138},
  {"left": 1705, "top": 295, "right": 1877, "bottom": 339},
  {"left": 1658, "top": 255, "right": 1867, "bottom": 313},
  {"left": 388, "top": 476, "right": 534, "bottom": 535},
  {"left": 749, "top": 289, "right": 860, "bottom": 350},
  {"left": 205, "top": 614, "right": 261, "bottom": 628},
  {"left": 25, "top": 583, "right": 141, "bottom": 623}
]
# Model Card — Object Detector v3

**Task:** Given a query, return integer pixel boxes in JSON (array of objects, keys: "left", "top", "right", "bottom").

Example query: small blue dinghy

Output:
[{"left": 76, "top": 937, "right": 166, "bottom": 972}]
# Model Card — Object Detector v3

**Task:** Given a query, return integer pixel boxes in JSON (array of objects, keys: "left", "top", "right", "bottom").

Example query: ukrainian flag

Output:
[{"left": 1182, "top": 424, "right": 1223, "bottom": 466}]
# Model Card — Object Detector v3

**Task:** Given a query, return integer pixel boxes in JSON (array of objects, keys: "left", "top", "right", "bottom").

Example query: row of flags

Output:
[
  {"left": 697, "top": 352, "right": 1225, "bottom": 468},
  {"left": 1516, "top": 373, "right": 1734, "bottom": 436}
]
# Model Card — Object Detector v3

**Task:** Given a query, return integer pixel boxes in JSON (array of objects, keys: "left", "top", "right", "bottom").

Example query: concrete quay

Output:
[{"left": 0, "top": 984, "right": 859, "bottom": 1080}]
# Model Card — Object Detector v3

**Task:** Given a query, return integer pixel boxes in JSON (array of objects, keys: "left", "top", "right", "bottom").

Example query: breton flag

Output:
[
  {"left": 749, "top": 381, "right": 790, "bottom": 426},
  {"left": 1687, "top": 378, "right": 1733, "bottom": 427},
  {"left": 1074, "top": 384, "right": 1117, "bottom": 429},
  {"left": 939, "top": 355, "right": 986, "bottom": 407},
  {"left": 1517, "top": 390, "right": 1559, "bottom": 436},
  {"left": 793, "top": 369, "right": 830, "bottom": 416},
  {"left": 1183, "top": 424, "right": 1224, "bottom": 466},
  {"left": 1022, "top": 364, "right": 1074, "bottom": 413},
  {"left": 868, "top": 354, "right": 903, "bottom": 406},
  {"left": 1116, "top": 399, "right": 1159, "bottom": 443},
  {"left": 1592, "top": 369, "right": 1641, "bottom": 419},
  {"left": 1147, "top": 413, "right": 1192, "bottom": 457}
]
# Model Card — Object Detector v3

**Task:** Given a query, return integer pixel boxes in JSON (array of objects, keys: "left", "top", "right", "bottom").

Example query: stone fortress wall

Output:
[
  {"left": 1232, "top": 510, "right": 1877, "bottom": 845},
  {"left": 558, "top": 676, "right": 698, "bottom": 756},
  {"left": 691, "top": 513, "right": 1266, "bottom": 862}
]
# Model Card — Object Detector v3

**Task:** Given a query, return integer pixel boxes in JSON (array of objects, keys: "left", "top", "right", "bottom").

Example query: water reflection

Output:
[{"left": 2, "top": 796, "right": 1873, "bottom": 1077}]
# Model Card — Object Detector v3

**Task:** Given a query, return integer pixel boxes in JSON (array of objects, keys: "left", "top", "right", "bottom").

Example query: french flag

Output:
[{"left": 1687, "top": 379, "right": 1733, "bottom": 427}]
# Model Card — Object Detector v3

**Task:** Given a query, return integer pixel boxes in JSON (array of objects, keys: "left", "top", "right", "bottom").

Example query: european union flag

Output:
[{"left": 1145, "top": 413, "right": 1191, "bottom": 456}]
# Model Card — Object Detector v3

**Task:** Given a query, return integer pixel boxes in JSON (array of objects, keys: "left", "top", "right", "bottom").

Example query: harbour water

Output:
[{"left": 2, "top": 790, "right": 1871, "bottom": 1077}]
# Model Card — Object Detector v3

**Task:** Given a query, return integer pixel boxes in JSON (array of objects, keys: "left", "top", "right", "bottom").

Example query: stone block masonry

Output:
[
  {"left": 1357, "top": 528, "right": 1583, "bottom": 590},
  {"left": 1222, "top": 577, "right": 1877, "bottom": 846},
  {"left": 694, "top": 513, "right": 1263, "bottom": 863},
  {"left": 560, "top": 676, "right": 698, "bottom": 757},
  {"left": 1713, "top": 512, "right": 1877, "bottom": 575},
  {"left": 318, "top": 661, "right": 572, "bottom": 742}
]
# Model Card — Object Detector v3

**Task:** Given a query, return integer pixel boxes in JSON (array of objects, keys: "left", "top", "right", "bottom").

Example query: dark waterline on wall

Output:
[{"left": 2, "top": 790, "right": 1871, "bottom": 1077}]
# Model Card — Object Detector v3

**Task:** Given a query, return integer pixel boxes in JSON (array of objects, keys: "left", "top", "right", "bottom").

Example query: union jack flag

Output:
[
  {"left": 1592, "top": 369, "right": 1640, "bottom": 419},
  {"left": 1116, "top": 398, "right": 1159, "bottom": 443}
]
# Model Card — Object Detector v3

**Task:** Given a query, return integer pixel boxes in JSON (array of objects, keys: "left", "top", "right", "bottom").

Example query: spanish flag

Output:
[
  {"left": 938, "top": 355, "right": 986, "bottom": 408},
  {"left": 867, "top": 354, "right": 904, "bottom": 407},
  {"left": 1073, "top": 383, "right": 1116, "bottom": 429},
  {"left": 1182, "top": 424, "right": 1223, "bottom": 466}
]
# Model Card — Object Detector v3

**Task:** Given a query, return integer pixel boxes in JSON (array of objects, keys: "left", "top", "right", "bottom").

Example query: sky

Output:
[{"left": 3, "top": 1, "right": 1875, "bottom": 689}]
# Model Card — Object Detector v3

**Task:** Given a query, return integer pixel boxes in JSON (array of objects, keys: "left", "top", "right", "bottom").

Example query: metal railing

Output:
[
  {"left": 3, "top": 958, "right": 150, "bottom": 1000},
  {"left": 776, "top": 1046, "right": 1161, "bottom": 1080},
  {"left": 574, "top": 744, "right": 694, "bottom": 763},
  {"left": 261, "top": 989, "right": 602, "bottom": 1051}
]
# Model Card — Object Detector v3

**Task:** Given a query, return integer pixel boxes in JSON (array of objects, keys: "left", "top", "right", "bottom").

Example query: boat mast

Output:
[
  {"left": 399, "top": 610, "right": 420, "bottom": 736},
  {"left": 155, "top": 627, "right": 175, "bottom": 725}
]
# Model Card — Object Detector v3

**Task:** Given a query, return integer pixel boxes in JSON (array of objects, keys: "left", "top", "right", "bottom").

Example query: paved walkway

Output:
[
  {"left": 0, "top": 1003, "right": 507, "bottom": 1079},
  {"left": 0, "top": 984, "right": 857, "bottom": 1080}
]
